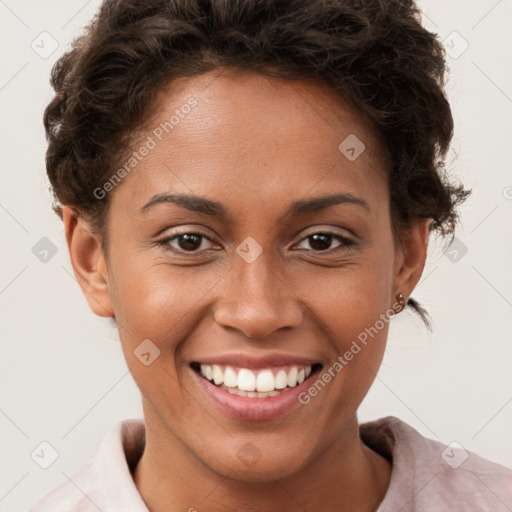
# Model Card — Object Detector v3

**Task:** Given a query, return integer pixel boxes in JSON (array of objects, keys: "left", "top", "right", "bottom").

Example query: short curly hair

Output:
[{"left": 44, "top": 0, "right": 469, "bottom": 320}]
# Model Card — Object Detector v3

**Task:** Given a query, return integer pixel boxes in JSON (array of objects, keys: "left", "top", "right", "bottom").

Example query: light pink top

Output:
[{"left": 29, "top": 416, "right": 512, "bottom": 511}]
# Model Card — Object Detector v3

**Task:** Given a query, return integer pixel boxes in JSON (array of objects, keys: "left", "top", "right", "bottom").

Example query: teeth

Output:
[
  {"left": 220, "top": 384, "right": 291, "bottom": 398},
  {"left": 287, "top": 367, "right": 298, "bottom": 387},
  {"left": 256, "top": 369, "right": 275, "bottom": 392},
  {"left": 197, "top": 363, "right": 315, "bottom": 394},
  {"left": 237, "top": 368, "right": 256, "bottom": 391},
  {"left": 223, "top": 366, "right": 238, "bottom": 387},
  {"left": 274, "top": 370, "right": 288, "bottom": 389},
  {"left": 212, "top": 365, "right": 224, "bottom": 385},
  {"left": 201, "top": 364, "right": 213, "bottom": 381}
]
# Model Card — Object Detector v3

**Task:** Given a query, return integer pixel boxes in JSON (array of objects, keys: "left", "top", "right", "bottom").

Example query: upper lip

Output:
[{"left": 191, "top": 353, "right": 322, "bottom": 369}]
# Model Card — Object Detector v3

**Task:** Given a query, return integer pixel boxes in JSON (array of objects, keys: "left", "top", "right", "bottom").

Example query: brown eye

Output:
[
  {"left": 308, "top": 233, "right": 333, "bottom": 251},
  {"left": 158, "top": 232, "right": 216, "bottom": 253},
  {"left": 296, "top": 232, "right": 354, "bottom": 252},
  {"left": 177, "top": 233, "right": 203, "bottom": 251}
]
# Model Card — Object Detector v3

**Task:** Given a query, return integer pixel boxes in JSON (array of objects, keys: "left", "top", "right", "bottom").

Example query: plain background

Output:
[{"left": 1, "top": 0, "right": 511, "bottom": 510}]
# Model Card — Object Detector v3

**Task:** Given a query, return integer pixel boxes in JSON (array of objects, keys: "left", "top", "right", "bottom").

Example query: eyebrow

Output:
[{"left": 139, "top": 191, "right": 370, "bottom": 217}]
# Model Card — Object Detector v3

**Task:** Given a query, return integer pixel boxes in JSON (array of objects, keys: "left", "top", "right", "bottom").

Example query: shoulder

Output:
[
  {"left": 360, "top": 416, "right": 512, "bottom": 512},
  {"left": 29, "top": 418, "right": 148, "bottom": 512}
]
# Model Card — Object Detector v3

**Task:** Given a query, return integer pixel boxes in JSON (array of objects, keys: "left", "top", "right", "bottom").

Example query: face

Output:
[{"left": 66, "top": 68, "right": 427, "bottom": 482}]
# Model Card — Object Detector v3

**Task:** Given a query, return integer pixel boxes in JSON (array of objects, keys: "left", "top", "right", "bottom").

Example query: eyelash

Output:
[{"left": 156, "top": 231, "right": 355, "bottom": 255}]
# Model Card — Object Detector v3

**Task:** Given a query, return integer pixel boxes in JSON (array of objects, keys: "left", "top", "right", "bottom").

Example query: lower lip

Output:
[{"left": 191, "top": 367, "right": 321, "bottom": 421}]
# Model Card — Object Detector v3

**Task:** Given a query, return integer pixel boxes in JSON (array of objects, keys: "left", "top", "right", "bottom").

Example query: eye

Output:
[
  {"left": 157, "top": 232, "right": 217, "bottom": 253},
  {"left": 295, "top": 232, "right": 354, "bottom": 252}
]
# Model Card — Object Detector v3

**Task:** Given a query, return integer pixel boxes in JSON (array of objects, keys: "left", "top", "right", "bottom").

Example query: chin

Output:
[{"left": 203, "top": 450, "right": 309, "bottom": 484}]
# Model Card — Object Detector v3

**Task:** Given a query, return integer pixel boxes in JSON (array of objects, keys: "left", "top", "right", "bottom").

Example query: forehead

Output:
[{"left": 112, "top": 68, "right": 389, "bottom": 215}]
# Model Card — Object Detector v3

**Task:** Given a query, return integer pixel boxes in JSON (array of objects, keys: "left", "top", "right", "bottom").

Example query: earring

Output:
[{"left": 396, "top": 293, "right": 406, "bottom": 312}]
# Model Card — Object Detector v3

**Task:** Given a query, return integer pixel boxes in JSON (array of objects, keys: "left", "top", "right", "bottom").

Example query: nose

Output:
[{"left": 213, "top": 250, "right": 303, "bottom": 339}]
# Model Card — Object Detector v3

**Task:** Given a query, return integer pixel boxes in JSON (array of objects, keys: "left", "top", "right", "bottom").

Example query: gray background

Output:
[{"left": 1, "top": 0, "right": 511, "bottom": 510}]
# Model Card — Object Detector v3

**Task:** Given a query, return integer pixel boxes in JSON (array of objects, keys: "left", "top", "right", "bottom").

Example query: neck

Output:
[{"left": 133, "top": 408, "right": 391, "bottom": 512}]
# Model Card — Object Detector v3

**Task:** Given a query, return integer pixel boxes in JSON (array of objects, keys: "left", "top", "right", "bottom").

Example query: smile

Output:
[{"left": 191, "top": 363, "right": 322, "bottom": 397}]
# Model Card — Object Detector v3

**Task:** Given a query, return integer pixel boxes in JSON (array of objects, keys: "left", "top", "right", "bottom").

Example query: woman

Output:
[{"left": 30, "top": 0, "right": 511, "bottom": 510}]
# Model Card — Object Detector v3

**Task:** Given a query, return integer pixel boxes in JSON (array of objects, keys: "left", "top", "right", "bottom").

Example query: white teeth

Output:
[
  {"left": 221, "top": 385, "right": 284, "bottom": 398},
  {"left": 287, "top": 367, "right": 298, "bottom": 388},
  {"left": 212, "top": 365, "right": 224, "bottom": 385},
  {"left": 274, "top": 370, "right": 288, "bottom": 389},
  {"left": 201, "top": 364, "right": 213, "bottom": 381},
  {"left": 237, "top": 368, "right": 256, "bottom": 391},
  {"left": 256, "top": 369, "right": 275, "bottom": 392},
  {"left": 197, "top": 363, "right": 316, "bottom": 395},
  {"left": 223, "top": 366, "right": 238, "bottom": 387}
]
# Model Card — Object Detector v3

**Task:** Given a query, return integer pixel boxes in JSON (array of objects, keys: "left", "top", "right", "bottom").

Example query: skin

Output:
[{"left": 64, "top": 68, "right": 429, "bottom": 512}]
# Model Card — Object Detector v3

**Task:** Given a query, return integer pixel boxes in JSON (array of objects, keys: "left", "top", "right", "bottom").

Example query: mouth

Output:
[{"left": 190, "top": 361, "right": 323, "bottom": 399}]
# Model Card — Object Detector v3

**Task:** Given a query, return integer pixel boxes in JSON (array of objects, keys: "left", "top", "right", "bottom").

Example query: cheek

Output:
[
  {"left": 307, "top": 275, "right": 390, "bottom": 373},
  {"left": 301, "top": 245, "right": 395, "bottom": 333},
  {"left": 109, "top": 251, "right": 224, "bottom": 339},
  {"left": 296, "top": 244, "right": 395, "bottom": 383},
  {"left": 107, "top": 253, "right": 231, "bottom": 400}
]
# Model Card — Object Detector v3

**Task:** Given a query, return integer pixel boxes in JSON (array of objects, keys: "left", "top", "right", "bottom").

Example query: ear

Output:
[
  {"left": 63, "top": 206, "right": 114, "bottom": 318},
  {"left": 392, "top": 219, "right": 430, "bottom": 300}
]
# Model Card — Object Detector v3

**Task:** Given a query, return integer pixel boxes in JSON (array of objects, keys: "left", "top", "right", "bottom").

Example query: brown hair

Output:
[{"left": 44, "top": 0, "right": 470, "bottom": 323}]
